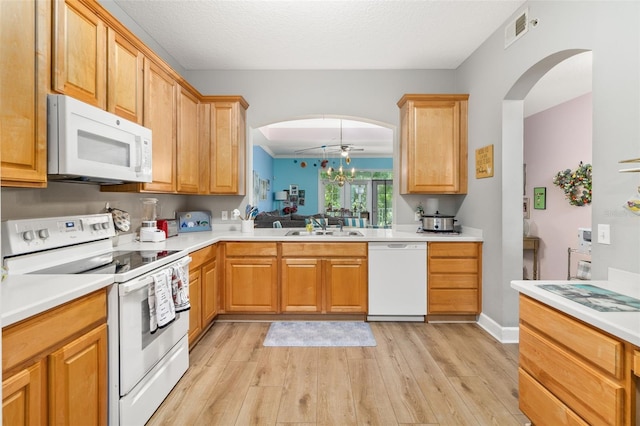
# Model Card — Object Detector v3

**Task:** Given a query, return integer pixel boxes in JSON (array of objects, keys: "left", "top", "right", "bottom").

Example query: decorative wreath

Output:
[{"left": 552, "top": 162, "right": 592, "bottom": 206}]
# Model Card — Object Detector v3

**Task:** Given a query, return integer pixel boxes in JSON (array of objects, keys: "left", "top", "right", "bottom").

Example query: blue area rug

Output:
[{"left": 263, "top": 321, "right": 377, "bottom": 347}]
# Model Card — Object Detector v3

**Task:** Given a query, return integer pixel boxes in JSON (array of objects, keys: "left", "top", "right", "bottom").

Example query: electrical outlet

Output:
[
  {"left": 597, "top": 224, "right": 611, "bottom": 244},
  {"left": 221, "top": 211, "right": 228, "bottom": 220}
]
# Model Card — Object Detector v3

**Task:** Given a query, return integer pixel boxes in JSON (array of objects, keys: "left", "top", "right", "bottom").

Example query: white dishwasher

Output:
[{"left": 367, "top": 242, "right": 427, "bottom": 321}]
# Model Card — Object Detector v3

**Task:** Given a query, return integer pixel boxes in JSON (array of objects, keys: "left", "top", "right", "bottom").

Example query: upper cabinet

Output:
[
  {"left": 200, "top": 97, "right": 248, "bottom": 195},
  {"left": 398, "top": 94, "right": 469, "bottom": 194},
  {"left": 0, "top": 0, "right": 49, "bottom": 187},
  {"left": 107, "top": 28, "right": 143, "bottom": 124},
  {"left": 176, "top": 86, "right": 200, "bottom": 194},
  {"left": 53, "top": 0, "right": 107, "bottom": 109}
]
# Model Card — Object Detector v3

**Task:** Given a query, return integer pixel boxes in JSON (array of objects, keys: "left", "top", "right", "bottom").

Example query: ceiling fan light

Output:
[{"left": 341, "top": 150, "right": 348, "bottom": 157}]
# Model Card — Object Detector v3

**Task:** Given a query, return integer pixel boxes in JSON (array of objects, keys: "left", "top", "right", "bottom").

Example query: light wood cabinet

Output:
[
  {"left": 281, "top": 258, "right": 323, "bottom": 312},
  {"left": 427, "top": 242, "right": 482, "bottom": 317},
  {"left": 519, "top": 295, "right": 637, "bottom": 425},
  {"left": 188, "top": 244, "right": 218, "bottom": 347},
  {"left": 176, "top": 86, "right": 200, "bottom": 193},
  {"left": 0, "top": 0, "right": 49, "bottom": 187},
  {"left": 281, "top": 243, "right": 368, "bottom": 314},
  {"left": 187, "top": 268, "right": 202, "bottom": 346},
  {"left": 398, "top": 94, "right": 468, "bottom": 194},
  {"left": 224, "top": 243, "right": 278, "bottom": 313},
  {"left": 53, "top": 0, "right": 107, "bottom": 109},
  {"left": 107, "top": 28, "right": 143, "bottom": 123},
  {"left": 49, "top": 324, "right": 108, "bottom": 426},
  {"left": 2, "top": 289, "right": 108, "bottom": 425},
  {"left": 200, "top": 97, "right": 249, "bottom": 195}
]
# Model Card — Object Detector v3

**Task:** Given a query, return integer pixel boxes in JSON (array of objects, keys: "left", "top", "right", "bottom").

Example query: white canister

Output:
[{"left": 241, "top": 220, "right": 254, "bottom": 233}]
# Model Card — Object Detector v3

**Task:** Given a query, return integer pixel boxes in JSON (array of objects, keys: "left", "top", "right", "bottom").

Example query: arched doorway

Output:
[
  {"left": 250, "top": 116, "right": 394, "bottom": 222},
  {"left": 502, "top": 49, "right": 592, "bottom": 287}
]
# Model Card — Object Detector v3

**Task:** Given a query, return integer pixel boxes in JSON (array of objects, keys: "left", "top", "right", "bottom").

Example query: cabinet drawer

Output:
[
  {"left": 519, "top": 324, "right": 624, "bottom": 426},
  {"left": 190, "top": 244, "right": 216, "bottom": 269},
  {"left": 520, "top": 295, "right": 623, "bottom": 378},
  {"left": 428, "top": 289, "right": 478, "bottom": 313},
  {"left": 428, "top": 242, "right": 478, "bottom": 258},
  {"left": 519, "top": 368, "right": 588, "bottom": 426},
  {"left": 3, "top": 289, "right": 107, "bottom": 373},
  {"left": 225, "top": 242, "right": 277, "bottom": 257},
  {"left": 429, "top": 258, "right": 478, "bottom": 274},
  {"left": 281, "top": 242, "right": 367, "bottom": 258},
  {"left": 429, "top": 273, "right": 478, "bottom": 289}
]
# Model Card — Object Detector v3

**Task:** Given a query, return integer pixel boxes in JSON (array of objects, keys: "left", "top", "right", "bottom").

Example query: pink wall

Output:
[{"left": 524, "top": 93, "right": 592, "bottom": 280}]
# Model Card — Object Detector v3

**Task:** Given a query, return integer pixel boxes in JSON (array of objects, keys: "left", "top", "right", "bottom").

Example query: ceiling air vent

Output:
[{"left": 504, "top": 8, "right": 529, "bottom": 49}]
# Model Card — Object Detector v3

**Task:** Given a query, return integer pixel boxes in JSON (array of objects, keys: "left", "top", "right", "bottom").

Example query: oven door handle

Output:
[{"left": 119, "top": 256, "right": 192, "bottom": 296}]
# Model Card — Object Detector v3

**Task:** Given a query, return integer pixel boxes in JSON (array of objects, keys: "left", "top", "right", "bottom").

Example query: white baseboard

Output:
[{"left": 477, "top": 313, "right": 520, "bottom": 343}]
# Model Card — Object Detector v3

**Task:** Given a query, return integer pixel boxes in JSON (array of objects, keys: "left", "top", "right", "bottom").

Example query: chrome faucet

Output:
[
  {"left": 338, "top": 219, "right": 344, "bottom": 232},
  {"left": 311, "top": 217, "right": 326, "bottom": 231}
]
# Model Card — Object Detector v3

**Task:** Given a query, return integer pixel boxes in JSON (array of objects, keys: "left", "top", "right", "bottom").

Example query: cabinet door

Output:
[
  {"left": 0, "top": 0, "right": 48, "bottom": 187},
  {"left": 399, "top": 95, "right": 468, "bottom": 194},
  {"left": 188, "top": 268, "right": 203, "bottom": 346},
  {"left": 48, "top": 324, "right": 108, "bottom": 426},
  {"left": 201, "top": 259, "right": 218, "bottom": 326},
  {"left": 107, "top": 28, "right": 143, "bottom": 124},
  {"left": 53, "top": 0, "right": 106, "bottom": 109},
  {"left": 209, "top": 102, "right": 245, "bottom": 194},
  {"left": 325, "top": 258, "right": 367, "bottom": 313},
  {"left": 176, "top": 86, "right": 200, "bottom": 193},
  {"left": 2, "top": 361, "right": 44, "bottom": 426},
  {"left": 225, "top": 258, "right": 278, "bottom": 312},
  {"left": 143, "top": 59, "right": 176, "bottom": 192},
  {"left": 281, "top": 258, "right": 322, "bottom": 312}
]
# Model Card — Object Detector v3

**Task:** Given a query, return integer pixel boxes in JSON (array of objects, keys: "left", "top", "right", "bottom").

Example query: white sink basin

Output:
[{"left": 285, "top": 229, "right": 364, "bottom": 237}]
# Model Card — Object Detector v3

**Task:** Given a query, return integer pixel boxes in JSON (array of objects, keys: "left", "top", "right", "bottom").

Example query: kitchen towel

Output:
[
  {"left": 148, "top": 269, "right": 176, "bottom": 333},
  {"left": 171, "top": 263, "right": 191, "bottom": 312}
]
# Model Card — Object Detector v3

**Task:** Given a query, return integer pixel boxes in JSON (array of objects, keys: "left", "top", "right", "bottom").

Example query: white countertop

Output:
[
  {"left": 2, "top": 225, "right": 482, "bottom": 327},
  {"left": 511, "top": 268, "right": 640, "bottom": 347}
]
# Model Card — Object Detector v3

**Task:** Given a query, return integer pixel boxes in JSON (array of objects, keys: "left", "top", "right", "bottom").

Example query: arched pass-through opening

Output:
[{"left": 501, "top": 49, "right": 591, "bottom": 291}]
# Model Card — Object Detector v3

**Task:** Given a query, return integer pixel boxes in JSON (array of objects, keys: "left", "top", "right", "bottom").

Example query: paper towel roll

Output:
[{"left": 425, "top": 198, "right": 439, "bottom": 214}]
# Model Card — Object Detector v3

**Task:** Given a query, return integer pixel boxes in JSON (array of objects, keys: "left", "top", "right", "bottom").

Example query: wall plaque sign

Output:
[{"left": 475, "top": 144, "right": 494, "bottom": 178}]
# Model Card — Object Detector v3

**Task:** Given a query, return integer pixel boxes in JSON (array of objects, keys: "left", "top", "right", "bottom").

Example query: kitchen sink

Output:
[{"left": 285, "top": 229, "right": 364, "bottom": 237}]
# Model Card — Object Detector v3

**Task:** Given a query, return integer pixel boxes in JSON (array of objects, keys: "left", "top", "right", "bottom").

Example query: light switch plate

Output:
[
  {"left": 597, "top": 224, "right": 611, "bottom": 244},
  {"left": 221, "top": 211, "right": 228, "bottom": 220}
]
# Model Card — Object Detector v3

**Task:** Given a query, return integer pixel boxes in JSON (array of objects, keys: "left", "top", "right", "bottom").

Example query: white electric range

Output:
[{"left": 2, "top": 213, "right": 191, "bottom": 425}]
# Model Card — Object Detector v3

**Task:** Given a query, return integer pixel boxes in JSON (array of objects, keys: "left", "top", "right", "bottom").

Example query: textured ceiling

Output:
[
  {"left": 112, "top": 0, "right": 526, "bottom": 70},
  {"left": 110, "top": 0, "right": 591, "bottom": 157}
]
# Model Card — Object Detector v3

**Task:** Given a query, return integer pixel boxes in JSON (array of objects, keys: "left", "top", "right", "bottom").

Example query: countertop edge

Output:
[{"left": 511, "top": 279, "right": 640, "bottom": 347}]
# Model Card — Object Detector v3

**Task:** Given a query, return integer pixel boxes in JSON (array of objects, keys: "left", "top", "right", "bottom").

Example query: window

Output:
[{"left": 319, "top": 170, "right": 393, "bottom": 227}]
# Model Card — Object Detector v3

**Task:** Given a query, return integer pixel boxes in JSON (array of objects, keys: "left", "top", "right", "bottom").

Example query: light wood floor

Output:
[{"left": 148, "top": 321, "right": 529, "bottom": 426}]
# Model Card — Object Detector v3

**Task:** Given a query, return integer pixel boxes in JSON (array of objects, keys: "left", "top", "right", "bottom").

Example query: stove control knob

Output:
[
  {"left": 92, "top": 223, "right": 102, "bottom": 231},
  {"left": 38, "top": 229, "right": 50, "bottom": 240},
  {"left": 101, "top": 222, "right": 110, "bottom": 230},
  {"left": 22, "top": 230, "right": 35, "bottom": 241}
]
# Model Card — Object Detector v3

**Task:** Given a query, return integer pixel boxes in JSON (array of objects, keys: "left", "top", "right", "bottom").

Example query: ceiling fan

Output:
[{"left": 294, "top": 143, "right": 364, "bottom": 156}]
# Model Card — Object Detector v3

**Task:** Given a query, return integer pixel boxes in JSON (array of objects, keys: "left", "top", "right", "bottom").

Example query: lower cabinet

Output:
[
  {"left": 2, "top": 289, "right": 108, "bottom": 425},
  {"left": 188, "top": 244, "right": 218, "bottom": 347},
  {"left": 519, "top": 295, "right": 636, "bottom": 425},
  {"left": 224, "top": 242, "right": 278, "bottom": 313},
  {"left": 281, "top": 243, "right": 368, "bottom": 314},
  {"left": 427, "top": 241, "right": 482, "bottom": 316}
]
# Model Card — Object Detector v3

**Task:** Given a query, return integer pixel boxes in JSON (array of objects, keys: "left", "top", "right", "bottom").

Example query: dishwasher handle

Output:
[{"left": 368, "top": 242, "right": 426, "bottom": 250}]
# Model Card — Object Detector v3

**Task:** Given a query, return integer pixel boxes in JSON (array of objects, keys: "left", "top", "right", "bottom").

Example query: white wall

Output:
[{"left": 455, "top": 1, "right": 640, "bottom": 328}]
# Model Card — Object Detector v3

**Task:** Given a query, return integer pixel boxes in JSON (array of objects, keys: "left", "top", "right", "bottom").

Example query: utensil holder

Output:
[{"left": 241, "top": 220, "right": 254, "bottom": 233}]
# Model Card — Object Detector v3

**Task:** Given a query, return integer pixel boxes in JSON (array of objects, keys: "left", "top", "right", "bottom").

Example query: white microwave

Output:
[{"left": 47, "top": 95, "right": 152, "bottom": 184}]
